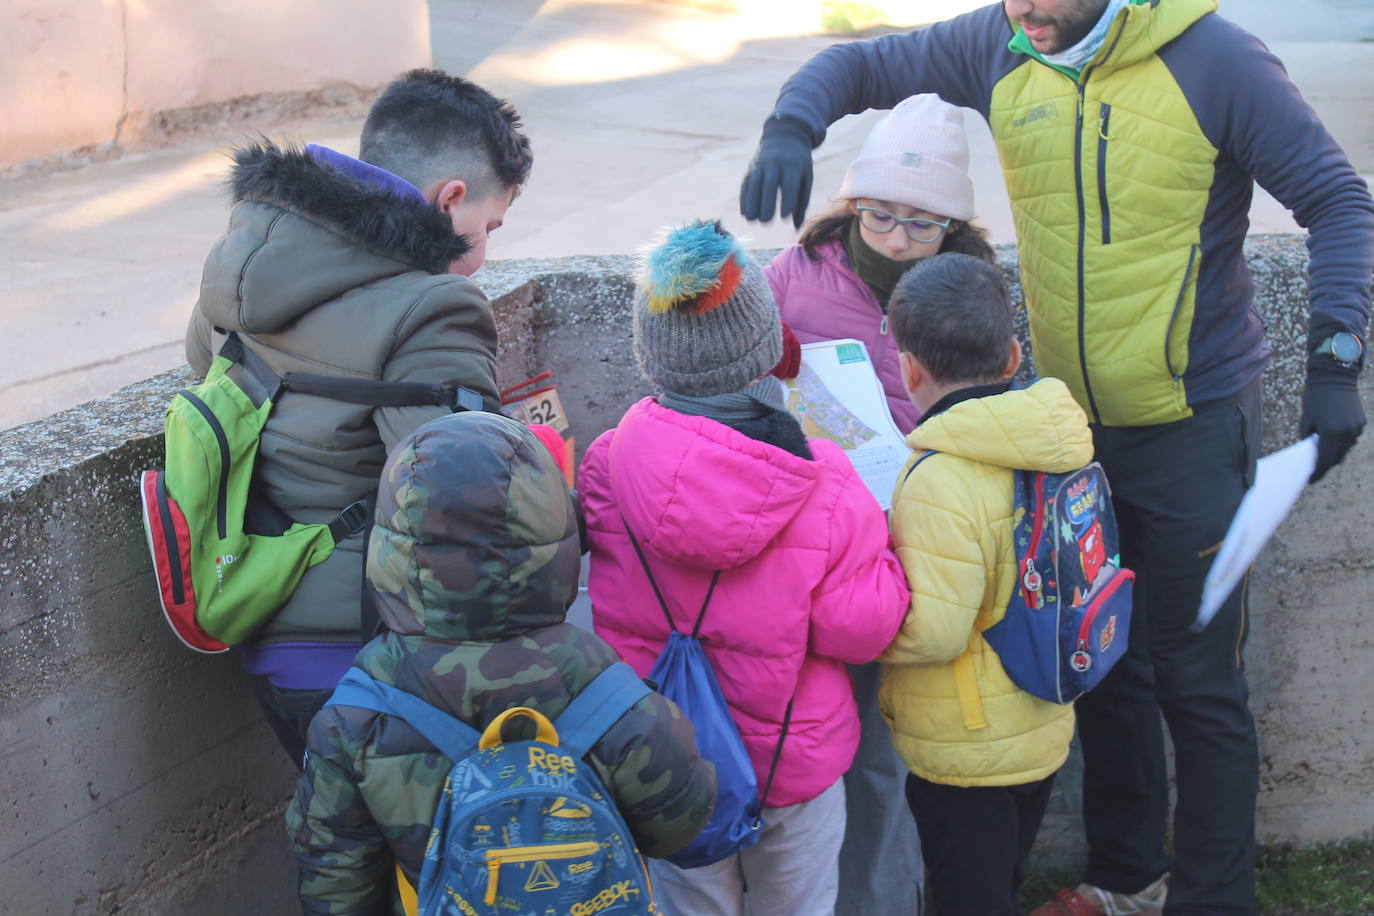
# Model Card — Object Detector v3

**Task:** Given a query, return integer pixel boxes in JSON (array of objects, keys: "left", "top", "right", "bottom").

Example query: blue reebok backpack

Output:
[
  {"left": 906, "top": 453, "right": 1134, "bottom": 704},
  {"left": 326, "top": 661, "right": 656, "bottom": 915},
  {"left": 625, "top": 524, "right": 793, "bottom": 869}
]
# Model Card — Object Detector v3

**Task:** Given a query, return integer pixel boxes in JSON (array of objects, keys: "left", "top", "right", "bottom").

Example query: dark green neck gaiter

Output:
[{"left": 842, "top": 218, "right": 918, "bottom": 309}]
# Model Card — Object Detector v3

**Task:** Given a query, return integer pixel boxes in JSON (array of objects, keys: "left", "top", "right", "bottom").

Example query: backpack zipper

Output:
[
  {"left": 1071, "top": 566, "right": 1134, "bottom": 672},
  {"left": 153, "top": 472, "right": 185, "bottom": 606},
  {"left": 178, "top": 389, "right": 231, "bottom": 540},
  {"left": 482, "top": 841, "right": 600, "bottom": 905},
  {"left": 1020, "top": 473, "right": 1049, "bottom": 609}
]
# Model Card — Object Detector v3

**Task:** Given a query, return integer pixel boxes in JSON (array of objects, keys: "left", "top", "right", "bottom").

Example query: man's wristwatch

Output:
[{"left": 1314, "top": 331, "right": 1365, "bottom": 368}]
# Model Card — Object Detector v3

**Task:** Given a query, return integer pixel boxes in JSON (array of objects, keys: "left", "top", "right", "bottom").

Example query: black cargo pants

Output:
[{"left": 1076, "top": 379, "right": 1262, "bottom": 915}]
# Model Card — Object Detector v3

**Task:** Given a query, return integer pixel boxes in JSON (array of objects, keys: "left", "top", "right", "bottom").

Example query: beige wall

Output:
[{"left": 1, "top": 0, "right": 432, "bottom": 167}]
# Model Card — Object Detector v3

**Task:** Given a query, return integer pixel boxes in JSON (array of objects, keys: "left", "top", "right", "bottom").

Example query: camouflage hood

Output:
[{"left": 367, "top": 411, "right": 581, "bottom": 641}]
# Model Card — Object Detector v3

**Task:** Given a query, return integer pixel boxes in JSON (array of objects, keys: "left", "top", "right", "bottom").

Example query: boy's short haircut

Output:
[
  {"left": 360, "top": 68, "right": 533, "bottom": 199},
  {"left": 889, "top": 252, "right": 1013, "bottom": 385}
]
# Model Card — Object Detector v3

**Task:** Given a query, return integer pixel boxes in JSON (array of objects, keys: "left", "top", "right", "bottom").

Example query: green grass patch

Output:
[
  {"left": 1256, "top": 839, "right": 1374, "bottom": 915},
  {"left": 1012, "top": 839, "right": 1374, "bottom": 915},
  {"left": 821, "top": 1, "right": 888, "bottom": 32}
]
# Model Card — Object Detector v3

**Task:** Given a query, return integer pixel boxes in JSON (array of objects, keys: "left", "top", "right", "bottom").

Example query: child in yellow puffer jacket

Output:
[{"left": 880, "top": 253, "right": 1094, "bottom": 916}]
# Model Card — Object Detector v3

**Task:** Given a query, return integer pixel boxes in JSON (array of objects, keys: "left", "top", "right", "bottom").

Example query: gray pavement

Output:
[{"left": 1, "top": 0, "right": 1371, "bottom": 430}]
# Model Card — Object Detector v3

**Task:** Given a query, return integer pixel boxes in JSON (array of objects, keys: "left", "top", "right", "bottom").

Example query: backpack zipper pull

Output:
[
  {"left": 880, "top": 315, "right": 889, "bottom": 335},
  {"left": 1023, "top": 558, "right": 1044, "bottom": 608}
]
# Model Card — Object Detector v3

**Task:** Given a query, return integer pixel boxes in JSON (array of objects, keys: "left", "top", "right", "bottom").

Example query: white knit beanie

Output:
[{"left": 836, "top": 94, "right": 975, "bottom": 221}]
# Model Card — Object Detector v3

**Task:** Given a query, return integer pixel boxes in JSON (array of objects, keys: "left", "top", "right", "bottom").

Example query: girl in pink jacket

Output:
[
  {"left": 581, "top": 221, "right": 909, "bottom": 915},
  {"left": 765, "top": 94, "right": 996, "bottom": 914}
]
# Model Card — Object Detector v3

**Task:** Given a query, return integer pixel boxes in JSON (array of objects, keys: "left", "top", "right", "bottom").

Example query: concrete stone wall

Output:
[
  {"left": 1, "top": 0, "right": 431, "bottom": 167},
  {"left": 1, "top": 236, "right": 1369, "bottom": 911}
]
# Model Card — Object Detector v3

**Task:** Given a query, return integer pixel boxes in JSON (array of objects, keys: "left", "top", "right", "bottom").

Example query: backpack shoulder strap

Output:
[
  {"left": 899, "top": 448, "right": 940, "bottom": 488},
  {"left": 326, "top": 495, "right": 375, "bottom": 545},
  {"left": 951, "top": 634, "right": 988, "bottom": 731},
  {"left": 554, "top": 662, "right": 652, "bottom": 759},
  {"left": 689, "top": 571, "right": 722, "bottom": 639},
  {"left": 1012, "top": 467, "right": 1040, "bottom": 509},
  {"left": 280, "top": 373, "right": 486, "bottom": 411},
  {"left": 624, "top": 520, "right": 679, "bottom": 634},
  {"left": 216, "top": 330, "right": 282, "bottom": 407},
  {"left": 758, "top": 695, "right": 795, "bottom": 810},
  {"left": 327, "top": 668, "right": 481, "bottom": 763},
  {"left": 950, "top": 467, "right": 1039, "bottom": 734},
  {"left": 625, "top": 519, "right": 723, "bottom": 638},
  {"left": 217, "top": 330, "right": 486, "bottom": 412},
  {"left": 899, "top": 448, "right": 990, "bottom": 732}
]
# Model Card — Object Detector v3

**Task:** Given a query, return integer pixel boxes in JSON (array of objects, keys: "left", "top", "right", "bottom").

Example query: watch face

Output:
[{"left": 1332, "top": 332, "right": 1363, "bottom": 363}]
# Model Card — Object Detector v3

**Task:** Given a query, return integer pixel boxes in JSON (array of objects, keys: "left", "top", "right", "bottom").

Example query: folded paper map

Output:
[{"left": 782, "top": 339, "right": 910, "bottom": 510}]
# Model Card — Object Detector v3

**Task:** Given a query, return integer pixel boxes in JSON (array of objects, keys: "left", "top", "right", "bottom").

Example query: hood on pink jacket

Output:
[
  {"left": 580, "top": 398, "right": 910, "bottom": 807},
  {"left": 766, "top": 240, "right": 921, "bottom": 434},
  {"left": 608, "top": 399, "right": 821, "bottom": 569}
]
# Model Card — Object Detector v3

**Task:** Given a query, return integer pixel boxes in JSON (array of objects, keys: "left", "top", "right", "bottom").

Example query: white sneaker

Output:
[
  {"left": 1075, "top": 874, "right": 1169, "bottom": 916},
  {"left": 1029, "top": 875, "right": 1168, "bottom": 916}
]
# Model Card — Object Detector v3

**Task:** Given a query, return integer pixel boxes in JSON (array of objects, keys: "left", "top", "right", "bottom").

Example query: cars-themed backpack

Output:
[{"left": 906, "top": 452, "right": 1134, "bottom": 704}]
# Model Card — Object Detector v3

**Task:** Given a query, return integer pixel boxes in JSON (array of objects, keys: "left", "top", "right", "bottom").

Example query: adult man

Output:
[
  {"left": 186, "top": 69, "right": 532, "bottom": 770},
  {"left": 740, "top": 1, "right": 1374, "bottom": 913}
]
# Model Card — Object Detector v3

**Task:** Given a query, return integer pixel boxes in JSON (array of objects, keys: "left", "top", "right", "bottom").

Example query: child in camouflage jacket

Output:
[{"left": 286, "top": 411, "right": 717, "bottom": 915}]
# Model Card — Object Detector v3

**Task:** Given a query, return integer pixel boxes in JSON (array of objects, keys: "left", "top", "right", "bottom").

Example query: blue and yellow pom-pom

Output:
[{"left": 641, "top": 220, "right": 747, "bottom": 315}]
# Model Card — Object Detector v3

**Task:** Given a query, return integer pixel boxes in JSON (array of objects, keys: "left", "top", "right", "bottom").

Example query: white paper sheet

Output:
[
  {"left": 782, "top": 339, "right": 910, "bottom": 510},
  {"left": 1194, "top": 435, "right": 1318, "bottom": 631}
]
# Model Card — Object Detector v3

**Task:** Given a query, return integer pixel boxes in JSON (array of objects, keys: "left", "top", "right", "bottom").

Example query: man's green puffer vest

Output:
[{"left": 990, "top": 0, "right": 1214, "bottom": 424}]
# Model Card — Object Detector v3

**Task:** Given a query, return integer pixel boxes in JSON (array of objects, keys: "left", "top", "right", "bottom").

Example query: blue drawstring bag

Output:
[
  {"left": 649, "top": 629, "right": 762, "bottom": 867},
  {"left": 626, "top": 525, "right": 792, "bottom": 869}
]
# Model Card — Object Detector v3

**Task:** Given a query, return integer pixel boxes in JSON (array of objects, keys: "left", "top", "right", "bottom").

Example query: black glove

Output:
[
  {"left": 739, "top": 115, "right": 815, "bottom": 228},
  {"left": 1300, "top": 357, "right": 1365, "bottom": 482}
]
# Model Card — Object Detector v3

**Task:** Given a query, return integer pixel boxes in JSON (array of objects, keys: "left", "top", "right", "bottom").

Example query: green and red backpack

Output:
[{"left": 139, "top": 332, "right": 483, "bottom": 653}]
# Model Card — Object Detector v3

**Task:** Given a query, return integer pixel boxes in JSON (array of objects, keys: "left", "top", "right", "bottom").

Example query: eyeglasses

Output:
[{"left": 855, "top": 205, "right": 951, "bottom": 243}]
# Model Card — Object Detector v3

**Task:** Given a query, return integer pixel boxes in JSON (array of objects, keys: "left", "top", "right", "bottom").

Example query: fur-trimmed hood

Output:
[
  {"left": 229, "top": 140, "right": 468, "bottom": 274},
  {"left": 196, "top": 140, "right": 472, "bottom": 334}
]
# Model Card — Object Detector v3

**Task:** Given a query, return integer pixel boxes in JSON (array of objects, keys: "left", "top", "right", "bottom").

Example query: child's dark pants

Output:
[
  {"left": 250, "top": 676, "right": 334, "bottom": 771},
  {"left": 905, "top": 771, "right": 1055, "bottom": 915}
]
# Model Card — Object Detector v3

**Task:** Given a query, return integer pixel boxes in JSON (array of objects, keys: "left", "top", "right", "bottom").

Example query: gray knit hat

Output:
[{"left": 632, "top": 220, "right": 782, "bottom": 397}]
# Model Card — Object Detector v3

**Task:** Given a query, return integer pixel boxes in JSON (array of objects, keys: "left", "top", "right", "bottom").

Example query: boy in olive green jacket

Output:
[{"left": 186, "top": 69, "right": 530, "bottom": 767}]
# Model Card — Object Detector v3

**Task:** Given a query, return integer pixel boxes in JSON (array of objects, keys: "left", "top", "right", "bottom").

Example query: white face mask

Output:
[{"left": 1042, "top": 0, "right": 1130, "bottom": 70}]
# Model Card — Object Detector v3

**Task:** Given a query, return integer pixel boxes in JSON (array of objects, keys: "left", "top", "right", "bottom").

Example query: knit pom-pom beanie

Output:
[{"left": 633, "top": 220, "right": 782, "bottom": 397}]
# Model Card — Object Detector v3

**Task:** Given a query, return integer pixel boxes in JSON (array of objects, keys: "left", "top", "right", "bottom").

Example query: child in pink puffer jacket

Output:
[{"left": 580, "top": 220, "right": 909, "bottom": 916}]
